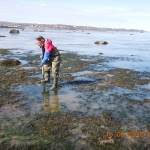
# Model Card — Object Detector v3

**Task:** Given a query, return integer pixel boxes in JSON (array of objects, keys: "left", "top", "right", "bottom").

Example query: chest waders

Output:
[{"left": 41, "top": 49, "right": 61, "bottom": 90}]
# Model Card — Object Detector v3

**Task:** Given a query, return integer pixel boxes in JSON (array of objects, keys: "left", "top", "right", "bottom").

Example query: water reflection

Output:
[{"left": 42, "top": 85, "right": 59, "bottom": 113}]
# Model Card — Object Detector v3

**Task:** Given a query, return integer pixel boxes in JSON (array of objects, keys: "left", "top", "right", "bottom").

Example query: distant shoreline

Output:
[{"left": 0, "top": 21, "right": 145, "bottom": 32}]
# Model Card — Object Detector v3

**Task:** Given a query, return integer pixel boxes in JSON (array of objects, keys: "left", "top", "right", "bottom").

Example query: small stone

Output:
[{"left": 95, "top": 41, "right": 108, "bottom": 45}]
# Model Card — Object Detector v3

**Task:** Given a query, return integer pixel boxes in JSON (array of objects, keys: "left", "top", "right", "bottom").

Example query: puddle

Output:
[
  {"left": 11, "top": 84, "right": 86, "bottom": 114},
  {"left": 107, "top": 74, "right": 114, "bottom": 77},
  {"left": 136, "top": 83, "right": 150, "bottom": 90},
  {"left": 74, "top": 76, "right": 100, "bottom": 82},
  {"left": 70, "top": 71, "right": 93, "bottom": 76},
  {"left": 80, "top": 59, "right": 93, "bottom": 62},
  {"left": 109, "top": 61, "right": 150, "bottom": 72},
  {"left": 22, "top": 66, "right": 36, "bottom": 70},
  {"left": 28, "top": 74, "right": 42, "bottom": 78}
]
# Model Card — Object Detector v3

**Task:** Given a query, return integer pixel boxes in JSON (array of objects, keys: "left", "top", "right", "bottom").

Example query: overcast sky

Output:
[{"left": 0, "top": 0, "right": 150, "bottom": 31}]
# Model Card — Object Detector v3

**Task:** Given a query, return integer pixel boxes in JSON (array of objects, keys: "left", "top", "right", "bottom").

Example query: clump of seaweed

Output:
[
  {"left": 0, "top": 59, "right": 21, "bottom": 66},
  {"left": 0, "top": 49, "right": 9, "bottom": 55}
]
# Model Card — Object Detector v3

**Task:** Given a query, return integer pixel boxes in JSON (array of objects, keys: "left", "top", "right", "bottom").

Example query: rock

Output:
[
  {"left": 10, "top": 29, "right": 19, "bottom": 34},
  {"left": 99, "top": 53, "right": 103, "bottom": 55},
  {"left": 94, "top": 41, "right": 108, "bottom": 45},
  {"left": 0, "top": 59, "right": 21, "bottom": 66},
  {"left": 0, "top": 35, "right": 6, "bottom": 37}
]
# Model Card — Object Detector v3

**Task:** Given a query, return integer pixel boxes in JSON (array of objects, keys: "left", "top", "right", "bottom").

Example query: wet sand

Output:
[{"left": 0, "top": 48, "right": 150, "bottom": 149}]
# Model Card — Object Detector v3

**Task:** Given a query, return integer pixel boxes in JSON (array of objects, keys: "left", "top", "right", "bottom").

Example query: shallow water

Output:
[
  {"left": 11, "top": 84, "right": 84, "bottom": 114},
  {"left": 0, "top": 28, "right": 150, "bottom": 72}
]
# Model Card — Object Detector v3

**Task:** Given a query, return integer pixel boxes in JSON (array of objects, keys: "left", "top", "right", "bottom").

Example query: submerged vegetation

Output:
[{"left": 0, "top": 49, "right": 150, "bottom": 149}]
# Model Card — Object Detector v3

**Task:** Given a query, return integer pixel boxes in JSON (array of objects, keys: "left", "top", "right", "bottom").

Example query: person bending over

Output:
[{"left": 35, "top": 36, "right": 61, "bottom": 90}]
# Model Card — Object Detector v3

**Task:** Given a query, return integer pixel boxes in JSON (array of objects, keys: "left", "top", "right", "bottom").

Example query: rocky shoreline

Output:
[{"left": 0, "top": 21, "right": 145, "bottom": 32}]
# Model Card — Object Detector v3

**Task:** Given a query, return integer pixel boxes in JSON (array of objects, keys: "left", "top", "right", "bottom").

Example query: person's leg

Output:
[
  {"left": 50, "top": 60, "right": 60, "bottom": 89},
  {"left": 41, "top": 61, "right": 52, "bottom": 82}
]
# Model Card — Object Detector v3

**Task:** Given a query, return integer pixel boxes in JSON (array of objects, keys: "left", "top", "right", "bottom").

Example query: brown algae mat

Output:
[{"left": 0, "top": 49, "right": 150, "bottom": 149}]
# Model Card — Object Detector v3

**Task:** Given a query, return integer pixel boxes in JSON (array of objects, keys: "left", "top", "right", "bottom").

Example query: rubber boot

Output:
[
  {"left": 41, "top": 71, "right": 50, "bottom": 83},
  {"left": 50, "top": 78, "right": 58, "bottom": 90}
]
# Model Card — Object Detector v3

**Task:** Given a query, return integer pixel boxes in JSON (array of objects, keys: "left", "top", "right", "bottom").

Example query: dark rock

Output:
[
  {"left": 95, "top": 41, "right": 108, "bottom": 45},
  {"left": 0, "top": 35, "right": 6, "bottom": 37},
  {"left": 0, "top": 59, "right": 21, "bottom": 66},
  {"left": 10, "top": 29, "right": 19, "bottom": 34},
  {"left": 99, "top": 53, "right": 103, "bottom": 55}
]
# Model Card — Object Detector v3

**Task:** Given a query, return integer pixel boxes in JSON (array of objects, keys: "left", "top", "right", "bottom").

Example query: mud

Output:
[{"left": 0, "top": 49, "right": 150, "bottom": 149}]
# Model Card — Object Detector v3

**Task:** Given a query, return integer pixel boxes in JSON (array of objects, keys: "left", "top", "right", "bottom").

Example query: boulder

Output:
[
  {"left": 0, "top": 59, "right": 21, "bottom": 66},
  {"left": 10, "top": 29, "right": 19, "bottom": 34},
  {"left": 95, "top": 41, "right": 108, "bottom": 45}
]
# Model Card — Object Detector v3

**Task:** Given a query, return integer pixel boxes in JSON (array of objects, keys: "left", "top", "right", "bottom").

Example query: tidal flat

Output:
[{"left": 0, "top": 48, "right": 150, "bottom": 150}]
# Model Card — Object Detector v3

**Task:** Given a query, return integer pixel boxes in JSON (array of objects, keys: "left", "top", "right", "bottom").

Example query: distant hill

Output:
[{"left": 0, "top": 21, "right": 145, "bottom": 32}]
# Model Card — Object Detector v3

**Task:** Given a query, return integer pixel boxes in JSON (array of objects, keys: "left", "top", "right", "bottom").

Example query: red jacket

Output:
[{"left": 41, "top": 39, "right": 56, "bottom": 65}]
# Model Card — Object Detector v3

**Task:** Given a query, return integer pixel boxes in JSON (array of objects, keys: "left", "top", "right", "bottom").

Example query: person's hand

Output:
[{"left": 40, "top": 55, "right": 43, "bottom": 59}]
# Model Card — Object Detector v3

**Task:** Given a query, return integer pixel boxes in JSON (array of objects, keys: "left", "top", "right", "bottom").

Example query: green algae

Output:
[{"left": 0, "top": 50, "right": 150, "bottom": 149}]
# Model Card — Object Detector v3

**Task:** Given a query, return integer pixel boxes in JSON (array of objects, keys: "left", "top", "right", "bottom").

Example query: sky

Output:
[{"left": 0, "top": 0, "right": 150, "bottom": 31}]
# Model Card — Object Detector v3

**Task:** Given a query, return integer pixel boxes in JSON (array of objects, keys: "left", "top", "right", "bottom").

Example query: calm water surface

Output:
[{"left": 0, "top": 28, "right": 150, "bottom": 71}]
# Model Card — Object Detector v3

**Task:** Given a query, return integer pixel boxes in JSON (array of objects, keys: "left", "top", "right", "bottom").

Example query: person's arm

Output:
[
  {"left": 41, "top": 39, "right": 55, "bottom": 65},
  {"left": 41, "top": 51, "right": 51, "bottom": 65}
]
